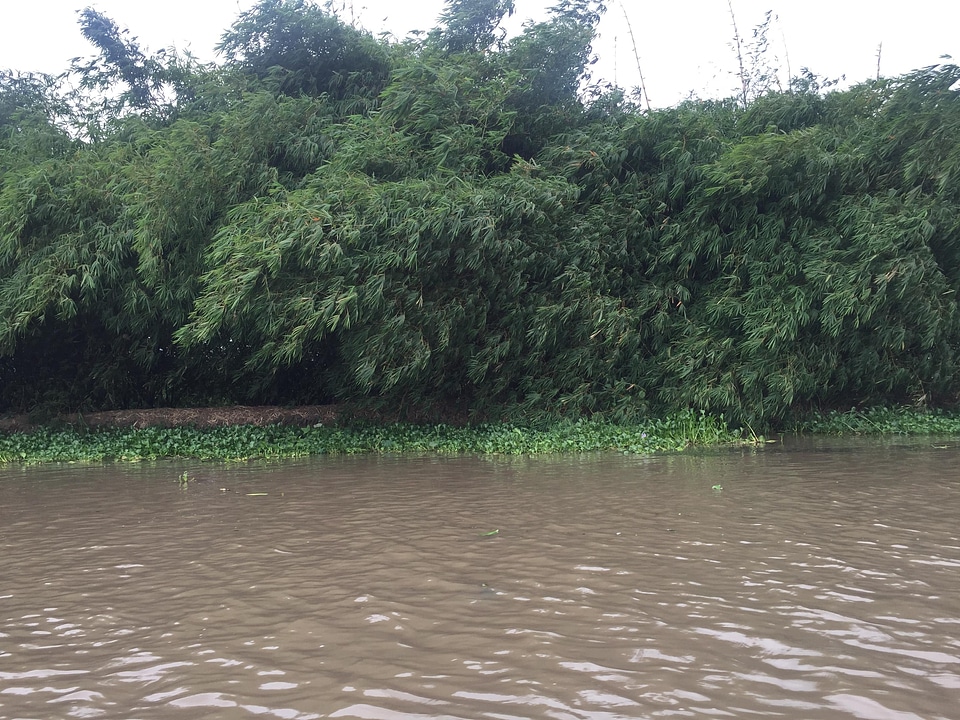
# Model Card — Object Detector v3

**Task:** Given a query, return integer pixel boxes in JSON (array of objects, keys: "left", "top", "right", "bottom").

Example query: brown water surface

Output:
[{"left": 1, "top": 438, "right": 959, "bottom": 719}]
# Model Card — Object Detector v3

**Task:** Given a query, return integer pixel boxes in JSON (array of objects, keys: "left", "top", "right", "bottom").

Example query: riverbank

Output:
[
  {"left": 1, "top": 406, "right": 959, "bottom": 464},
  {"left": 795, "top": 406, "right": 960, "bottom": 436},
  {"left": 0, "top": 405, "right": 345, "bottom": 434}
]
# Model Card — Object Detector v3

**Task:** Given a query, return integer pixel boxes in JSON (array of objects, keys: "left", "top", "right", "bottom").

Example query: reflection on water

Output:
[{"left": 1, "top": 438, "right": 959, "bottom": 719}]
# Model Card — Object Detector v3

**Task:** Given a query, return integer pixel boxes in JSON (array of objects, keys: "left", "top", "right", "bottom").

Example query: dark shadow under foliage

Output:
[{"left": 2, "top": 1, "right": 959, "bottom": 430}]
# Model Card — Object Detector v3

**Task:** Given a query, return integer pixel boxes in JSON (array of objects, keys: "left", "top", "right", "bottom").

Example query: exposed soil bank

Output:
[{"left": 0, "top": 405, "right": 344, "bottom": 433}]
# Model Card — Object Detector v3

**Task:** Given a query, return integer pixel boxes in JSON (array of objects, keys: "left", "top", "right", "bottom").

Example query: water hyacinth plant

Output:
[{"left": 0, "top": 410, "right": 740, "bottom": 463}]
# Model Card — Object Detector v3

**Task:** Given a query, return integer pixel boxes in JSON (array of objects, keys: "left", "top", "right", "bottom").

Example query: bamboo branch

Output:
[
  {"left": 727, "top": 0, "right": 748, "bottom": 107},
  {"left": 618, "top": 0, "right": 650, "bottom": 110}
]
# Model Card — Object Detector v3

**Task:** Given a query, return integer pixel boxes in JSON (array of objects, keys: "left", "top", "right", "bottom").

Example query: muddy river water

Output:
[{"left": 1, "top": 437, "right": 959, "bottom": 719}]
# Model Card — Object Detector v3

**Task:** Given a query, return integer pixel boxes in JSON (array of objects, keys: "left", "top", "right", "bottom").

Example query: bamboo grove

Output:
[{"left": 2, "top": 0, "right": 959, "bottom": 428}]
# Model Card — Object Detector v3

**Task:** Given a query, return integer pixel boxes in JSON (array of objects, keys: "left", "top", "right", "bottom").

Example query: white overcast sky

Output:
[{"left": 1, "top": 1, "right": 957, "bottom": 107}]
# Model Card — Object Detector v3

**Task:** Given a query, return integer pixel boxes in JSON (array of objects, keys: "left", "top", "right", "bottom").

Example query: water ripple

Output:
[{"left": 1, "top": 443, "right": 959, "bottom": 719}]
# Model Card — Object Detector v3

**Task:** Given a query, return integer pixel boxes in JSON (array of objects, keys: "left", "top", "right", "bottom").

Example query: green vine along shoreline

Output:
[
  {"left": 0, "top": 410, "right": 737, "bottom": 463},
  {"left": 1, "top": 407, "right": 959, "bottom": 464}
]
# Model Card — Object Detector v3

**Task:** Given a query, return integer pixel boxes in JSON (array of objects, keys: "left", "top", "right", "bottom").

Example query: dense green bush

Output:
[{"left": 1, "top": 1, "right": 959, "bottom": 431}]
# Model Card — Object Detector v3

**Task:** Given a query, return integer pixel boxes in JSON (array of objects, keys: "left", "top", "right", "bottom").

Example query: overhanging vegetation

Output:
[{"left": 2, "top": 0, "right": 959, "bottom": 430}]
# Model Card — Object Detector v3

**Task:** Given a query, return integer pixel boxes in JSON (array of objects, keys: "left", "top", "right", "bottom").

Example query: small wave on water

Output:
[{"left": 1, "top": 443, "right": 959, "bottom": 718}]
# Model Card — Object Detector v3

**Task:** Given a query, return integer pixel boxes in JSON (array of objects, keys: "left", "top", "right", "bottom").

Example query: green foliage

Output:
[
  {"left": 500, "top": 0, "right": 606, "bottom": 155},
  {"left": 430, "top": 0, "right": 516, "bottom": 54},
  {"left": 797, "top": 406, "right": 960, "bottom": 436},
  {"left": 68, "top": 8, "right": 218, "bottom": 133},
  {"left": 378, "top": 55, "right": 518, "bottom": 174},
  {"left": 1, "top": 1, "right": 959, "bottom": 432},
  {"left": 657, "top": 127, "right": 958, "bottom": 422},
  {"left": 0, "top": 409, "right": 739, "bottom": 463},
  {"left": 74, "top": 8, "right": 162, "bottom": 111},
  {"left": 0, "top": 71, "right": 75, "bottom": 169},
  {"left": 0, "top": 84, "right": 355, "bottom": 410},
  {"left": 216, "top": 0, "right": 391, "bottom": 100},
  {"left": 506, "top": 0, "right": 604, "bottom": 108}
]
